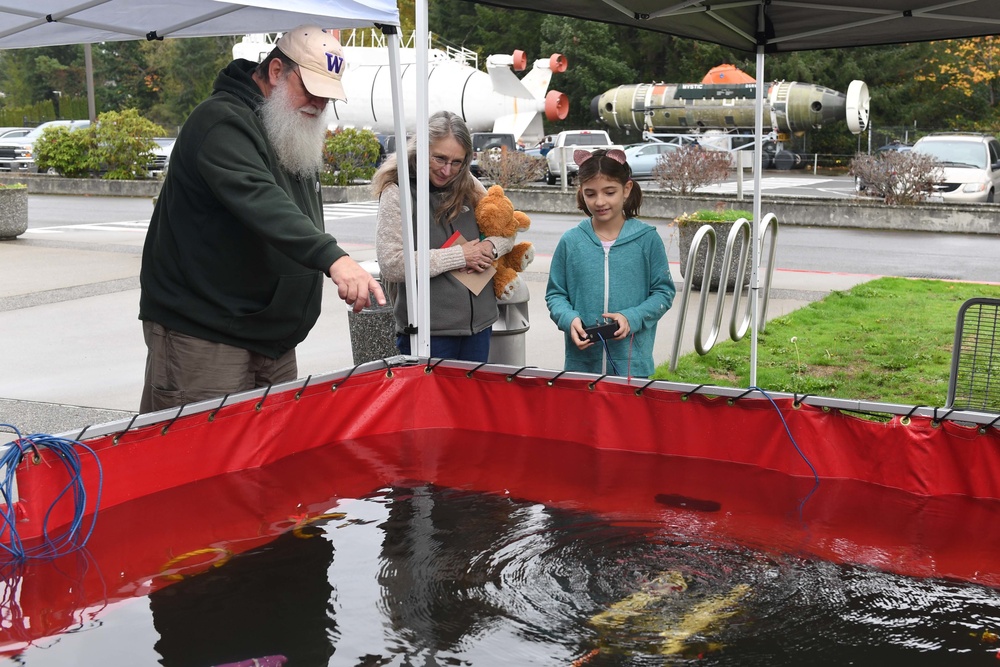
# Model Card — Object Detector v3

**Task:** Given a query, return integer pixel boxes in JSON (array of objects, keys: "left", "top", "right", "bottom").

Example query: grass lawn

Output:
[{"left": 654, "top": 277, "right": 1000, "bottom": 407}]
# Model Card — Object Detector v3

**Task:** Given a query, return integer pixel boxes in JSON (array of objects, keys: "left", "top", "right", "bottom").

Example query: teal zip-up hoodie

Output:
[
  {"left": 545, "top": 217, "right": 675, "bottom": 377},
  {"left": 139, "top": 59, "right": 347, "bottom": 358}
]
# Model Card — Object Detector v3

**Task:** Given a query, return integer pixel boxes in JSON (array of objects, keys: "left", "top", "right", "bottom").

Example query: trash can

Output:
[
  {"left": 488, "top": 280, "right": 530, "bottom": 366},
  {"left": 346, "top": 260, "right": 398, "bottom": 365}
]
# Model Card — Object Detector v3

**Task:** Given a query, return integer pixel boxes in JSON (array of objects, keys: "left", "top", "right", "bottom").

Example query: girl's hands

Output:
[
  {"left": 571, "top": 313, "right": 630, "bottom": 350},
  {"left": 570, "top": 317, "right": 592, "bottom": 350},
  {"left": 602, "top": 312, "right": 630, "bottom": 339}
]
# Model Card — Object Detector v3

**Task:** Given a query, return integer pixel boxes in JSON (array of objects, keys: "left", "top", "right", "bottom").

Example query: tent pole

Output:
[
  {"left": 84, "top": 43, "right": 96, "bottom": 122},
  {"left": 750, "top": 45, "right": 764, "bottom": 387},
  {"left": 414, "top": 1, "right": 431, "bottom": 356},
  {"left": 384, "top": 27, "right": 416, "bottom": 354}
]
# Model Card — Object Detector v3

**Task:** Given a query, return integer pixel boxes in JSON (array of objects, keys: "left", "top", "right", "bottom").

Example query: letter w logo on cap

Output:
[{"left": 326, "top": 53, "right": 344, "bottom": 74}]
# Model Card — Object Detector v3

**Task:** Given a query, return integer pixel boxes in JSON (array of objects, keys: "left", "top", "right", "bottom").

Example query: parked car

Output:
[
  {"left": 470, "top": 132, "right": 516, "bottom": 177},
  {"left": 373, "top": 132, "right": 400, "bottom": 167},
  {"left": 876, "top": 141, "right": 912, "bottom": 154},
  {"left": 0, "top": 120, "right": 90, "bottom": 172},
  {"left": 623, "top": 142, "right": 680, "bottom": 179},
  {"left": 0, "top": 126, "right": 32, "bottom": 139},
  {"left": 911, "top": 132, "right": 1000, "bottom": 203},
  {"left": 147, "top": 137, "right": 175, "bottom": 175},
  {"left": 545, "top": 129, "right": 623, "bottom": 185}
]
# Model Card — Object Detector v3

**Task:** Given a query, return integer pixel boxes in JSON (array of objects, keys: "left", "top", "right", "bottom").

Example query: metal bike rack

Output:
[{"left": 669, "top": 214, "right": 779, "bottom": 371}]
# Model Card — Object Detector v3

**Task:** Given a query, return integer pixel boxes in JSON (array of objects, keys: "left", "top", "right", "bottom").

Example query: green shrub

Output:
[
  {"left": 89, "top": 109, "right": 165, "bottom": 180},
  {"left": 34, "top": 125, "right": 96, "bottom": 177},
  {"left": 35, "top": 109, "right": 165, "bottom": 179},
  {"left": 322, "top": 128, "right": 382, "bottom": 186}
]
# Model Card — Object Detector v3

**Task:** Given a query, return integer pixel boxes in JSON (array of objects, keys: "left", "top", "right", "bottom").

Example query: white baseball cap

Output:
[{"left": 276, "top": 25, "right": 347, "bottom": 101}]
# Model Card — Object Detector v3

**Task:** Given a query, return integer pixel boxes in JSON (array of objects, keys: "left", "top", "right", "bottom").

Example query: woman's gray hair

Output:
[{"left": 372, "top": 110, "right": 482, "bottom": 224}]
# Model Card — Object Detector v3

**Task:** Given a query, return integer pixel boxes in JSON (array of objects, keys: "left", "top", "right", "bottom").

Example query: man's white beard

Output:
[{"left": 260, "top": 76, "right": 330, "bottom": 179}]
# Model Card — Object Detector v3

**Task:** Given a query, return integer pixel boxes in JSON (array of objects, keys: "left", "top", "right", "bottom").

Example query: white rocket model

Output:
[{"left": 233, "top": 34, "right": 569, "bottom": 145}]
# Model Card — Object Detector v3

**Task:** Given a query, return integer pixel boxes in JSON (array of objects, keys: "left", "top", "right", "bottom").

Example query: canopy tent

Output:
[
  {"left": 0, "top": 0, "right": 399, "bottom": 46},
  {"left": 445, "top": 0, "right": 1000, "bottom": 382},
  {"left": 458, "top": 1, "right": 1000, "bottom": 52}
]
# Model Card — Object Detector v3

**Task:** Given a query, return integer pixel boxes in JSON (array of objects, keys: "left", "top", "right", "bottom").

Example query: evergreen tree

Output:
[
  {"left": 93, "top": 40, "right": 160, "bottom": 115},
  {"left": 538, "top": 16, "right": 636, "bottom": 130},
  {"left": 144, "top": 36, "right": 236, "bottom": 131}
]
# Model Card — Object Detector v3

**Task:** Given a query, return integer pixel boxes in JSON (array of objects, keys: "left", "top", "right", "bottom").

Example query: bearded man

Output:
[{"left": 138, "top": 25, "right": 384, "bottom": 413}]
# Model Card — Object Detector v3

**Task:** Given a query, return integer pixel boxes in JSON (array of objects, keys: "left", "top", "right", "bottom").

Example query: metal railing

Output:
[
  {"left": 669, "top": 214, "right": 779, "bottom": 371},
  {"left": 946, "top": 297, "right": 1000, "bottom": 413}
]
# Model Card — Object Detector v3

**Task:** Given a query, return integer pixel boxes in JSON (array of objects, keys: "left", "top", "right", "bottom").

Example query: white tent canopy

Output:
[
  {"left": 457, "top": 1, "right": 1000, "bottom": 53},
  {"left": 0, "top": 0, "right": 399, "bottom": 48}
]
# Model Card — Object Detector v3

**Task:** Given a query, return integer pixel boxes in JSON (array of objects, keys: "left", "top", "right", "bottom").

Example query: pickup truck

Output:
[{"left": 545, "top": 129, "right": 623, "bottom": 185}]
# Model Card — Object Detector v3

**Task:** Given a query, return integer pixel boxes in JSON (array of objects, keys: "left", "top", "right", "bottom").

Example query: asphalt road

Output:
[{"left": 21, "top": 185, "right": 1000, "bottom": 284}]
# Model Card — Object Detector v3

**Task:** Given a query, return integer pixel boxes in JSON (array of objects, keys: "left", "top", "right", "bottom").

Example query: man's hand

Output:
[{"left": 329, "top": 256, "right": 387, "bottom": 313}]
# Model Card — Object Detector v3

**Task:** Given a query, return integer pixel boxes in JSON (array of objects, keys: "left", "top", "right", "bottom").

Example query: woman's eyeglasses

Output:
[{"left": 431, "top": 154, "right": 465, "bottom": 170}]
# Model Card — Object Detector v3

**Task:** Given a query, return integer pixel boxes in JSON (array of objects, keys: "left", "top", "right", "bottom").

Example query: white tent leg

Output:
[
  {"left": 750, "top": 45, "right": 764, "bottom": 387},
  {"left": 386, "top": 28, "right": 416, "bottom": 354},
  {"left": 414, "top": 1, "right": 431, "bottom": 356}
]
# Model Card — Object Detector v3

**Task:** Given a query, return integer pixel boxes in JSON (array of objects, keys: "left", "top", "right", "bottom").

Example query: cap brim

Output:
[{"left": 299, "top": 68, "right": 347, "bottom": 102}]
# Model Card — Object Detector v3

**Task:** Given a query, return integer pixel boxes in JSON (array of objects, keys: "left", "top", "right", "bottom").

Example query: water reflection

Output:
[
  {"left": 149, "top": 527, "right": 335, "bottom": 666},
  {"left": 145, "top": 484, "right": 1000, "bottom": 665}
]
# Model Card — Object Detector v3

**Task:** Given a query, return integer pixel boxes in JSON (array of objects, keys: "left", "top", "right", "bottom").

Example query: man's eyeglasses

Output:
[{"left": 431, "top": 154, "right": 465, "bottom": 170}]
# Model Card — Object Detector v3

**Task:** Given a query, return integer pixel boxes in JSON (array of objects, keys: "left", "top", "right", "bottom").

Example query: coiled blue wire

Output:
[{"left": 0, "top": 424, "right": 103, "bottom": 562}]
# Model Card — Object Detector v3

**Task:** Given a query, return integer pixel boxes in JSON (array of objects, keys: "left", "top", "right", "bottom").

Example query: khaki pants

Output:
[{"left": 140, "top": 321, "right": 297, "bottom": 413}]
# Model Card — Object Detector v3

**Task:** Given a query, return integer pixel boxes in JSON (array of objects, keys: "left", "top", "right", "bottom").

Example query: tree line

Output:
[{"left": 2, "top": 1, "right": 998, "bottom": 154}]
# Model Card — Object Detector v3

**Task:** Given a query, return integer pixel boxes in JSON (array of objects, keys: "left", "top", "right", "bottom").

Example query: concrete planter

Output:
[
  {"left": 676, "top": 216, "right": 753, "bottom": 292},
  {"left": 0, "top": 186, "right": 29, "bottom": 239}
]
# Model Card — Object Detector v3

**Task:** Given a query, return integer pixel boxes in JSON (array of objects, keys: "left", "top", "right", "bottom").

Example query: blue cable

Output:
[
  {"left": 0, "top": 425, "right": 103, "bottom": 562},
  {"left": 596, "top": 333, "right": 622, "bottom": 376},
  {"left": 747, "top": 387, "right": 820, "bottom": 517}
]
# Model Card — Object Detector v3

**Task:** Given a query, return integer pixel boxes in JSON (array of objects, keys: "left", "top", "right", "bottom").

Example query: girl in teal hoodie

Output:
[{"left": 545, "top": 149, "right": 675, "bottom": 377}]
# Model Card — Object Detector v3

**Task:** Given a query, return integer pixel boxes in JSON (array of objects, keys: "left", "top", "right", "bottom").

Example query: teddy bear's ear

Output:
[
  {"left": 513, "top": 210, "right": 531, "bottom": 231},
  {"left": 488, "top": 184, "right": 505, "bottom": 198}
]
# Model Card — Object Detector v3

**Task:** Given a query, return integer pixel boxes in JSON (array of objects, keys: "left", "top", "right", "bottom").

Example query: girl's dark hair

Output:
[{"left": 575, "top": 149, "right": 643, "bottom": 219}]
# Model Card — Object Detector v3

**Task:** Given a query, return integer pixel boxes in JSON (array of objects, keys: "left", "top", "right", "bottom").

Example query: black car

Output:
[{"left": 470, "top": 132, "right": 516, "bottom": 176}]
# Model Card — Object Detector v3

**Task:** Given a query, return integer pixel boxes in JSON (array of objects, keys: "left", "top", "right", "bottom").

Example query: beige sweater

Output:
[{"left": 374, "top": 182, "right": 514, "bottom": 283}]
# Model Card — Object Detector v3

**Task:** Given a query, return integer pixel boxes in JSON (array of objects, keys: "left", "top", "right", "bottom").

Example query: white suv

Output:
[{"left": 912, "top": 132, "right": 1000, "bottom": 203}]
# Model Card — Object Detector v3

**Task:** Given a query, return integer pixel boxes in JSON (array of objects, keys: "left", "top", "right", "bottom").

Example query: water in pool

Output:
[{"left": 2, "top": 431, "right": 999, "bottom": 665}]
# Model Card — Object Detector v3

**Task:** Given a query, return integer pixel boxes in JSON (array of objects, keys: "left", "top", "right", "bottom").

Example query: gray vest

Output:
[{"left": 390, "top": 188, "right": 498, "bottom": 337}]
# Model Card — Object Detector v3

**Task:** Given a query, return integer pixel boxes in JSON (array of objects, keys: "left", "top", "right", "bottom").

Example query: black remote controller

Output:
[{"left": 583, "top": 318, "right": 618, "bottom": 341}]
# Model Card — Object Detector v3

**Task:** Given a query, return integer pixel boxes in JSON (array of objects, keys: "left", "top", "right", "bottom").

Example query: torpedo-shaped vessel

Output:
[{"left": 592, "top": 78, "right": 868, "bottom": 137}]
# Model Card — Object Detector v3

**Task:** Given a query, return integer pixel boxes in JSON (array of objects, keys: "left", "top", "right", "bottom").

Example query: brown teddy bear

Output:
[{"left": 474, "top": 184, "right": 534, "bottom": 301}]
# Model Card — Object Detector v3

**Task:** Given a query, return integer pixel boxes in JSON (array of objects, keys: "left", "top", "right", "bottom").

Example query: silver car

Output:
[
  {"left": 0, "top": 120, "right": 90, "bottom": 172},
  {"left": 0, "top": 127, "right": 32, "bottom": 139},
  {"left": 623, "top": 142, "right": 679, "bottom": 179}
]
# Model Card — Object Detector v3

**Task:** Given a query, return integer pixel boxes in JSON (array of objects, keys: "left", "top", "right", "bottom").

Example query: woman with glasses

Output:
[{"left": 373, "top": 110, "right": 514, "bottom": 361}]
